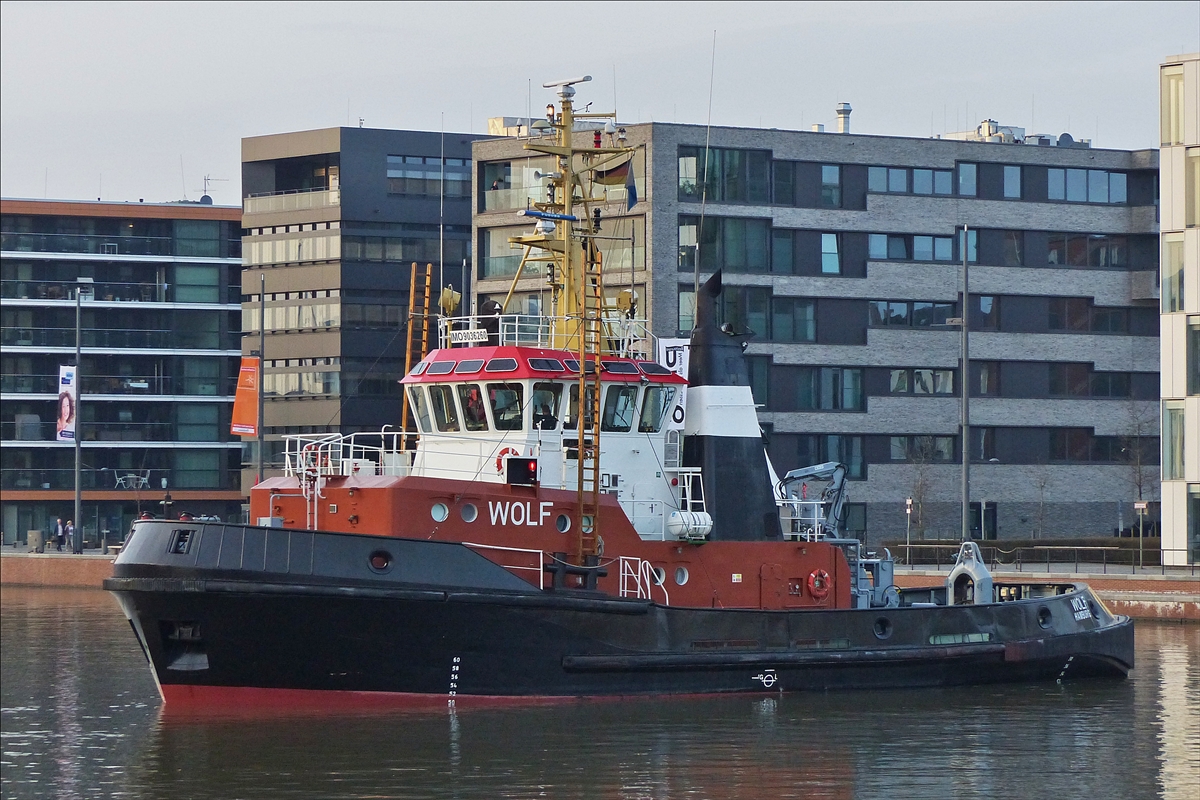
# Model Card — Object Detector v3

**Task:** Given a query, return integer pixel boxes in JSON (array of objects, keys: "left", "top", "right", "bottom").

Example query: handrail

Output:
[
  {"left": 892, "top": 542, "right": 1197, "bottom": 576},
  {"left": 437, "top": 313, "right": 656, "bottom": 358},
  {"left": 461, "top": 542, "right": 545, "bottom": 590}
]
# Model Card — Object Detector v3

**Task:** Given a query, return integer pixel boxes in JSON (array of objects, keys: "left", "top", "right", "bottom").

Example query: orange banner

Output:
[{"left": 230, "top": 357, "right": 260, "bottom": 436}]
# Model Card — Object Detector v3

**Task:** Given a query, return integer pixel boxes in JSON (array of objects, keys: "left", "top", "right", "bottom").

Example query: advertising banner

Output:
[
  {"left": 656, "top": 338, "right": 690, "bottom": 430},
  {"left": 230, "top": 357, "right": 260, "bottom": 436},
  {"left": 56, "top": 365, "right": 77, "bottom": 442}
]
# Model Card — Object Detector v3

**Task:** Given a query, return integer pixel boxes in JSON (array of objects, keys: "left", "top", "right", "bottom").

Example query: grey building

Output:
[
  {"left": 1, "top": 198, "right": 245, "bottom": 543},
  {"left": 473, "top": 112, "right": 1160, "bottom": 546},
  {"left": 240, "top": 126, "right": 484, "bottom": 483}
]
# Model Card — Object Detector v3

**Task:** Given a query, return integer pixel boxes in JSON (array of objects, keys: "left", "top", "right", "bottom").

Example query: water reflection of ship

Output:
[{"left": 106, "top": 76, "right": 1133, "bottom": 706}]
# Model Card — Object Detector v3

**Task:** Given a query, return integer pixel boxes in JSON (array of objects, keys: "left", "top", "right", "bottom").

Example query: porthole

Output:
[
  {"left": 652, "top": 567, "right": 666, "bottom": 586},
  {"left": 674, "top": 566, "right": 690, "bottom": 586},
  {"left": 873, "top": 617, "right": 893, "bottom": 640},
  {"left": 431, "top": 503, "right": 449, "bottom": 522},
  {"left": 556, "top": 514, "right": 571, "bottom": 533},
  {"left": 368, "top": 550, "right": 393, "bottom": 573},
  {"left": 1037, "top": 606, "right": 1053, "bottom": 629},
  {"left": 460, "top": 503, "right": 478, "bottom": 523}
]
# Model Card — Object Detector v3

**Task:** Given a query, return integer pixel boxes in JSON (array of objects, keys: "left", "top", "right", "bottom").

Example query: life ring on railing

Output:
[
  {"left": 495, "top": 447, "right": 519, "bottom": 474},
  {"left": 807, "top": 568, "right": 832, "bottom": 601}
]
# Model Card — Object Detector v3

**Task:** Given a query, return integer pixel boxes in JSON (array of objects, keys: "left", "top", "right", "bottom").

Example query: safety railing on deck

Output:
[
  {"left": 893, "top": 542, "right": 1198, "bottom": 576},
  {"left": 618, "top": 556, "right": 669, "bottom": 605},
  {"left": 462, "top": 542, "right": 546, "bottom": 590},
  {"left": 437, "top": 314, "right": 655, "bottom": 359}
]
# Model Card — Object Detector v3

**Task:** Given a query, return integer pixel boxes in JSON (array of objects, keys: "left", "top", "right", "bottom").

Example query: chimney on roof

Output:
[
  {"left": 836, "top": 102, "right": 852, "bottom": 134},
  {"left": 811, "top": 123, "right": 825, "bottom": 133}
]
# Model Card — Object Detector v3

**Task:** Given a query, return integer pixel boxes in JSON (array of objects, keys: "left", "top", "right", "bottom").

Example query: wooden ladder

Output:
[
  {"left": 400, "top": 262, "right": 433, "bottom": 447},
  {"left": 573, "top": 245, "right": 604, "bottom": 564}
]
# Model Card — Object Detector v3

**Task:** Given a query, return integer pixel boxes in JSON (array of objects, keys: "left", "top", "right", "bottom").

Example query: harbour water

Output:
[{"left": 1, "top": 586, "right": 1196, "bottom": 800}]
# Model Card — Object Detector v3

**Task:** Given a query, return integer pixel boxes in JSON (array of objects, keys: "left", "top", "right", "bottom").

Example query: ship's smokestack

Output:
[
  {"left": 836, "top": 102, "right": 852, "bottom": 134},
  {"left": 683, "top": 271, "right": 782, "bottom": 541}
]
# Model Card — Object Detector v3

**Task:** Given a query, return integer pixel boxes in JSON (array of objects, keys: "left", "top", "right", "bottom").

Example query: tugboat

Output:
[{"left": 105, "top": 77, "right": 1133, "bottom": 707}]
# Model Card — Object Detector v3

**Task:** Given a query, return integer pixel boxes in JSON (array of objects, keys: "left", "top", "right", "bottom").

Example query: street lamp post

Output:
[
  {"left": 73, "top": 276, "right": 93, "bottom": 553},
  {"left": 959, "top": 225, "right": 970, "bottom": 542}
]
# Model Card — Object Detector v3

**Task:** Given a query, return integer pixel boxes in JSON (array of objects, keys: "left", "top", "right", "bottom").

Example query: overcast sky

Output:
[{"left": 2, "top": 1, "right": 1196, "bottom": 206}]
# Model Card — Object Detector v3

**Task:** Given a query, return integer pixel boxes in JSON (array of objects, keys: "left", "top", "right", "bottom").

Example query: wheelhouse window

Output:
[
  {"left": 531, "top": 382, "right": 563, "bottom": 430},
  {"left": 601, "top": 385, "right": 638, "bottom": 432},
  {"left": 638, "top": 385, "right": 675, "bottom": 433},
  {"left": 457, "top": 384, "right": 489, "bottom": 431},
  {"left": 407, "top": 386, "right": 432, "bottom": 433},
  {"left": 487, "top": 383, "right": 524, "bottom": 431},
  {"left": 428, "top": 385, "right": 460, "bottom": 432}
]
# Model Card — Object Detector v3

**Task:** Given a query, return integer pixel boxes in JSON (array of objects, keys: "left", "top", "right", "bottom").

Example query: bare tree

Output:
[
  {"left": 1030, "top": 460, "right": 1051, "bottom": 540},
  {"left": 908, "top": 436, "right": 936, "bottom": 540},
  {"left": 1121, "top": 399, "right": 1158, "bottom": 503}
]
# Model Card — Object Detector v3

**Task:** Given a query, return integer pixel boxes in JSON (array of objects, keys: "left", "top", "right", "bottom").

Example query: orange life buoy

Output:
[
  {"left": 495, "top": 447, "right": 519, "bottom": 474},
  {"left": 807, "top": 568, "right": 831, "bottom": 601}
]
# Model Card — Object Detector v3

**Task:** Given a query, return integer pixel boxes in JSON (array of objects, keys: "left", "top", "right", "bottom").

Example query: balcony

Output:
[
  {"left": 1, "top": 373, "right": 235, "bottom": 396},
  {"left": 3, "top": 420, "right": 193, "bottom": 442},
  {"left": 1, "top": 467, "right": 239, "bottom": 492},
  {"left": 2, "top": 327, "right": 238, "bottom": 350},
  {"left": 0, "top": 232, "right": 240, "bottom": 259},
  {"left": 244, "top": 187, "right": 340, "bottom": 215}
]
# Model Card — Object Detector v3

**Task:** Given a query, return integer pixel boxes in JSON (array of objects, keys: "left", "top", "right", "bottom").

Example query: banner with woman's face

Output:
[{"left": 56, "top": 365, "right": 77, "bottom": 442}]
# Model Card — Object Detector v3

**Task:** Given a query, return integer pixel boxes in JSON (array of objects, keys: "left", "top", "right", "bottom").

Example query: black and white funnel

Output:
[{"left": 682, "top": 271, "right": 782, "bottom": 541}]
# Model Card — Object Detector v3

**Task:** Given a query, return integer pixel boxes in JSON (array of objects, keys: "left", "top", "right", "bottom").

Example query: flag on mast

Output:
[{"left": 593, "top": 155, "right": 638, "bottom": 210}]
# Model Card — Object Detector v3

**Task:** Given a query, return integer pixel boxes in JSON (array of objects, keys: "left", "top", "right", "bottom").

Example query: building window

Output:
[
  {"left": 795, "top": 367, "right": 863, "bottom": 411},
  {"left": 1001, "top": 231, "right": 1023, "bottom": 266},
  {"left": 1089, "top": 372, "right": 1131, "bottom": 398},
  {"left": 798, "top": 434, "right": 865, "bottom": 479},
  {"left": 889, "top": 368, "right": 954, "bottom": 395},
  {"left": 1003, "top": 166, "right": 1022, "bottom": 199},
  {"left": 1164, "top": 235, "right": 1185, "bottom": 313},
  {"left": 387, "top": 155, "right": 470, "bottom": 198},
  {"left": 1189, "top": 317, "right": 1200, "bottom": 396},
  {"left": 772, "top": 230, "right": 794, "bottom": 274},
  {"left": 867, "top": 167, "right": 910, "bottom": 194},
  {"left": 678, "top": 216, "right": 770, "bottom": 273},
  {"left": 975, "top": 295, "right": 999, "bottom": 330},
  {"left": 1161, "top": 65, "right": 1185, "bottom": 146},
  {"left": 1187, "top": 148, "right": 1199, "bottom": 228},
  {"left": 843, "top": 503, "right": 866, "bottom": 537},
  {"left": 973, "top": 428, "right": 996, "bottom": 461},
  {"left": 1049, "top": 363, "right": 1091, "bottom": 396},
  {"left": 892, "top": 435, "right": 956, "bottom": 462},
  {"left": 973, "top": 362, "right": 1000, "bottom": 396},
  {"left": 1163, "top": 401, "right": 1185, "bottom": 480},
  {"left": 1050, "top": 428, "right": 1091, "bottom": 462},
  {"left": 174, "top": 265, "right": 219, "bottom": 303},
  {"left": 869, "top": 300, "right": 955, "bottom": 328},
  {"left": 1047, "top": 233, "right": 1127, "bottom": 268},
  {"left": 772, "top": 161, "right": 794, "bottom": 205},
  {"left": 481, "top": 157, "right": 553, "bottom": 211},
  {"left": 1047, "top": 168, "right": 1127, "bottom": 204},
  {"left": 678, "top": 146, "right": 770, "bottom": 204},
  {"left": 770, "top": 297, "right": 816, "bottom": 342},
  {"left": 912, "top": 235, "right": 954, "bottom": 262},
  {"left": 821, "top": 165, "right": 841, "bottom": 208},
  {"left": 821, "top": 233, "right": 840, "bottom": 274},
  {"left": 1048, "top": 298, "right": 1127, "bottom": 333},
  {"left": 747, "top": 356, "right": 770, "bottom": 406},
  {"left": 911, "top": 169, "right": 953, "bottom": 196},
  {"left": 958, "top": 228, "right": 978, "bottom": 263},
  {"left": 719, "top": 285, "right": 770, "bottom": 338},
  {"left": 678, "top": 287, "right": 695, "bottom": 332},
  {"left": 958, "top": 163, "right": 977, "bottom": 197}
]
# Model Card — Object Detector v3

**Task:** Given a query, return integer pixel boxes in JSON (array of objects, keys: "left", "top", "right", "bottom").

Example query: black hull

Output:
[{"left": 106, "top": 522, "right": 1134, "bottom": 701}]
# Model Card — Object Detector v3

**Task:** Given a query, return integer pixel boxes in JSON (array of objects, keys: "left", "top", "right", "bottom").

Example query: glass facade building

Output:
[{"left": 0, "top": 199, "right": 245, "bottom": 545}]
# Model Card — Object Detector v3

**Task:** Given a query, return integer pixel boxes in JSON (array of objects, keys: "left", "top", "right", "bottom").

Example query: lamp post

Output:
[
  {"left": 959, "top": 225, "right": 970, "bottom": 542},
  {"left": 73, "top": 276, "right": 93, "bottom": 553},
  {"left": 905, "top": 497, "right": 913, "bottom": 565}
]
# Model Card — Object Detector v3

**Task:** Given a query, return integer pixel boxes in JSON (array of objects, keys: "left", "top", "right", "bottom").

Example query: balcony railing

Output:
[
  {"left": 1, "top": 373, "right": 233, "bottom": 396},
  {"left": 2, "top": 420, "right": 212, "bottom": 443},
  {"left": 0, "top": 232, "right": 240, "bottom": 259},
  {"left": 244, "top": 188, "right": 340, "bottom": 214},
  {"left": 1, "top": 467, "right": 239, "bottom": 492},
  {"left": 2, "top": 279, "right": 168, "bottom": 302},
  {"left": 2, "top": 327, "right": 236, "bottom": 350}
]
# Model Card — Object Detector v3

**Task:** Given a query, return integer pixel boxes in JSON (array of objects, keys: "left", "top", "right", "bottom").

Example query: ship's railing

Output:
[
  {"left": 437, "top": 313, "right": 656, "bottom": 360},
  {"left": 618, "top": 556, "right": 669, "bottom": 605},
  {"left": 461, "top": 542, "right": 545, "bottom": 590},
  {"left": 778, "top": 500, "right": 830, "bottom": 540}
]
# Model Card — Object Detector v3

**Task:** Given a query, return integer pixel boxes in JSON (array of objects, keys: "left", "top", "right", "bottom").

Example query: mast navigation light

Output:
[{"left": 546, "top": 104, "right": 556, "bottom": 121}]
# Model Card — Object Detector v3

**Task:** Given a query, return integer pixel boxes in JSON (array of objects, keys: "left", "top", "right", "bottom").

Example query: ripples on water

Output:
[{"left": 1, "top": 586, "right": 1196, "bottom": 800}]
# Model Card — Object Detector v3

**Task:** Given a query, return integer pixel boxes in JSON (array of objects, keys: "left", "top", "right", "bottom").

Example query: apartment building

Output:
[
  {"left": 0, "top": 198, "right": 244, "bottom": 544},
  {"left": 473, "top": 112, "right": 1160, "bottom": 546},
  {"left": 1159, "top": 52, "right": 1200, "bottom": 566},
  {"left": 239, "top": 126, "right": 484, "bottom": 482}
]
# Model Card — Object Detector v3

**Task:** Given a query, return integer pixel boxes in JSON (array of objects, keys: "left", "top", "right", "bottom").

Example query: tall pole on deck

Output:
[{"left": 258, "top": 272, "right": 265, "bottom": 484}]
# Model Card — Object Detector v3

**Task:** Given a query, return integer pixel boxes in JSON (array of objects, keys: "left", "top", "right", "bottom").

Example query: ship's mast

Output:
[{"left": 508, "top": 75, "right": 637, "bottom": 566}]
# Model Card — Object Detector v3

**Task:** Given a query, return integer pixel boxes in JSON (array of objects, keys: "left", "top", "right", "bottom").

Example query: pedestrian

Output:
[
  {"left": 64, "top": 519, "right": 75, "bottom": 553},
  {"left": 54, "top": 517, "right": 65, "bottom": 551}
]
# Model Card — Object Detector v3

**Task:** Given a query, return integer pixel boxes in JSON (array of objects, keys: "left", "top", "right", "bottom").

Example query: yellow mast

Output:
[{"left": 507, "top": 76, "right": 637, "bottom": 565}]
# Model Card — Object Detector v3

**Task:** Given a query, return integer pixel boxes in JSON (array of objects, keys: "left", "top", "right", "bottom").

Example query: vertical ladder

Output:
[
  {"left": 400, "top": 262, "right": 433, "bottom": 447},
  {"left": 573, "top": 244, "right": 604, "bottom": 564}
]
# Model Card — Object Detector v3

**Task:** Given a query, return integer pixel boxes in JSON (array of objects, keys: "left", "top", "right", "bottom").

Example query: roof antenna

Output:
[{"left": 179, "top": 156, "right": 188, "bottom": 201}]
